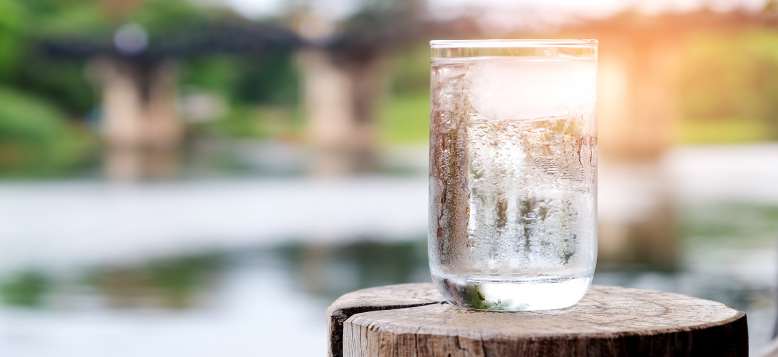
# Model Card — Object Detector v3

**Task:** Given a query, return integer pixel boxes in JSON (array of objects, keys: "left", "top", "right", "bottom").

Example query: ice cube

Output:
[{"left": 465, "top": 57, "right": 597, "bottom": 122}]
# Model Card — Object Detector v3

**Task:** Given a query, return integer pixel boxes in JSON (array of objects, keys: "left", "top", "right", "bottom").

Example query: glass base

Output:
[{"left": 432, "top": 274, "right": 592, "bottom": 311}]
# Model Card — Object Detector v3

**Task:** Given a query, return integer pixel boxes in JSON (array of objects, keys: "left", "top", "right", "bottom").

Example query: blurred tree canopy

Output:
[
  {"left": 0, "top": 88, "right": 93, "bottom": 176},
  {"left": 2, "top": 0, "right": 778, "bottom": 177},
  {"left": 0, "top": 0, "right": 302, "bottom": 176},
  {"left": 678, "top": 29, "right": 778, "bottom": 142},
  {"left": 0, "top": 0, "right": 26, "bottom": 80},
  {"left": 21, "top": 0, "right": 216, "bottom": 35},
  {"left": 5, "top": 0, "right": 300, "bottom": 112}
]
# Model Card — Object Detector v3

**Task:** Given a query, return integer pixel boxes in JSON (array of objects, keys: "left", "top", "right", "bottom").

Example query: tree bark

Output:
[{"left": 328, "top": 283, "right": 748, "bottom": 357}]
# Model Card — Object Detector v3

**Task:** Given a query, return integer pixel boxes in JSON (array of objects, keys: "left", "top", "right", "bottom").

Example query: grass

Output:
[
  {"left": 379, "top": 93, "right": 429, "bottom": 144},
  {"left": 377, "top": 91, "right": 776, "bottom": 146},
  {"left": 674, "top": 118, "right": 774, "bottom": 145}
]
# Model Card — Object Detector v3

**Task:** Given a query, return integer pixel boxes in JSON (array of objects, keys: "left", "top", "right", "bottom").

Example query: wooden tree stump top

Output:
[{"left": 327, "top": 283, "right": 748, "bottom": 357}]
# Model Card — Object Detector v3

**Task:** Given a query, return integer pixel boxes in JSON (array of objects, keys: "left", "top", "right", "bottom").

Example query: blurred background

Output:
[{"left": 0, "top": 0, "right": 777, "bottom": 355}]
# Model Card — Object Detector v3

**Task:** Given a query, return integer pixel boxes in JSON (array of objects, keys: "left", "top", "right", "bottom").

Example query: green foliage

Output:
[
  {"left": 383, "top": 31, "right": 778, "bottom": 146},
  {"left": 181, "top": 56, "right": 243, "bottom": 100},
  {"left": 388, "top": 45, "right": 429, "bottom": 96},
  {"left": 679, "top": 203, "right": 778, "bottom": 246},
  {"left": 0, "top": 87, "right": 93, "bottom": 176},
  {"left": 27, "top": 0, "right": 109, "bottom": 35},
  {"left": 380, "top": 94, "right": 428, "bottom": 144},
  {"left": 84, "top": 252, "right": 223, "bottom": 309},
  {"left": 180, "top": 54, "right": 300, "bottom": 139},
  {"left": 181, "top": 54, "right": 299, "bottom": 107},
  {"left": 14, "top": 59, "right": 96, "bottom": 114},
  {"left": 200, "top": 105, "right": 299, "bottom": 139},
  {"left": 20, "top": 0, "right": 212, "bottom": 35},
  {"left": 679, "top": 29, "right": 778, "bottom": 139},
  {"left": 377, "top": 45, "right": 432, "bottom": 145},
  {"left": 234, "top": 56, "right": 299, "bottom": 106},
  {"left": 143, "top": 253, "right": 222, "bottom": 308},
  {"left": 127, "top": 0, "right": 214, "bottom": 35},
  {"left": 463, "top": 284, "right": 490, "bottom": 309},
  {"left": 0, "top": 270, "right": 51, "bottom": 308},
  {"left": 211, "top": 107, "right": 264, "bottom": 138},
  {"left": 277, "top": 239, "right": 429, "bottom": 300},
  {"left": 0, "top": 0, "right": 27, "bottom": 79},
  {"left": 0, "top": 88, "right": 68, "bottom": 144},
  {"left": 1, "top": 0, "right": 100, "bottom": 115},
  {"left": 674, "top": 118, "right": 773, "bottom": 144}
]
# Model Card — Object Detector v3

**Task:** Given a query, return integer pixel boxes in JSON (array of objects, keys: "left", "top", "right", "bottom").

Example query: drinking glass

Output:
[{"left": 429, "top": 39, "right": 598, "bottom": 311}]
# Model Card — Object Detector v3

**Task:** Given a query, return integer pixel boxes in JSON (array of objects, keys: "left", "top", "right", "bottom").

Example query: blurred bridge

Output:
[
  {"left": 26, "top": 7, "right": 778, "bottom": 331},
  {"left": 563, "top": 10, "right": 778, "bottom": 161},
  {"left": 39, "top": 6, "right": 778, "bottom": 177},
  {"left": 41, "top": 22, "right": 303, "bottom": 179},
  {"left": 38, "top": 8, "right": 778, "bottom": 268},
  {"left": 557, "top": 10, "right": 778, "bottom": 266},
  {"left": 38, "top": 9, "right": 474, "bottom": 178}
]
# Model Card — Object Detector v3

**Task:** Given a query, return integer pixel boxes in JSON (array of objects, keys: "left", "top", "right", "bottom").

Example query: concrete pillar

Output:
[
  {"left": 89, "top": 58, "right": 183, "bottom": 180},
  {"left": 595, "top": 37, "right": 682, "bottom": 269},
  {"left": 598, "top": 162, "right": 677, "bottom": 270},
  {"left": 598, "top": 37, "right": 681, "bottom": 162},
  {"left": 297, "top": 50, "right": 385, "bottom": 175}
]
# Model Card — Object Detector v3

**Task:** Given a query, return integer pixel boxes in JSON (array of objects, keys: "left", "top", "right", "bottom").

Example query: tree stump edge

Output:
[
  {"left": 327, "top": 283, "right": 444, "bottom": 357},
  {"left": 329, "top": 284, "right": 748, "bottom": 357}
]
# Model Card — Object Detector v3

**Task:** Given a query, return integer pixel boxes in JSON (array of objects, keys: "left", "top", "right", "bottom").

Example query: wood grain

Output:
[
  {"left": 327, "top": 283, "right": 443, "bottom": 357},
  {"left": 328, "top": 284, "right": 748, "bottom": 357}
]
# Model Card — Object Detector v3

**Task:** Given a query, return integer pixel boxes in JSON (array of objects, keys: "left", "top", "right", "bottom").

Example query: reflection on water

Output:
[
  {"left": 0, "top": 254, "right": 225, "bottom": 311},
  {"left": 597, "top": 201, "right": 778, "bottom": 353},
  {"left": 277, "top": 240, "right": 429, "bottom": 301},
  {"left": 0, "top": 144, "right": 777, "bottom": 356},
  {"left": 0, "top": 241, "right": 432, "bottom": 356},
  {"left": 0, "top": 199, "right": 775, "bottom": 355},
  {"left": 86, "top": 253, "right": 223, "bottom": 310},
  {"left": 1, "top": 271, "right": 51, "bottom": 308},
  {"left": 0, "top": 241, "right": 431, "bottom": 312}
]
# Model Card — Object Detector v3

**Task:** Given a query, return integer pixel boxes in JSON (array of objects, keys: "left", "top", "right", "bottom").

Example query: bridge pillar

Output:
[
  {"left": 89, "top": 58, "right": 183, "bottom": 180},
  {"left": 595, "top": 37, "right": 682, "bottom": 270},
  {"left": 297, "top": 49, "right": 385, "bottom": 175},
  {"left": 598, "top": 37, "right": 681, "bottom": 162}
]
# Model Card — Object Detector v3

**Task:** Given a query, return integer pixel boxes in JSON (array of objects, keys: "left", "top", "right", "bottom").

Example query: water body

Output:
[{"left": 0, "top": 144, "right": 775, "bottom": 356}]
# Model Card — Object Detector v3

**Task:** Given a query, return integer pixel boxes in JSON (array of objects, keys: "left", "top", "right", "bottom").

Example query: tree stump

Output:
[{"left": 327, "top": 283, "right": 747, "bottom": 357}]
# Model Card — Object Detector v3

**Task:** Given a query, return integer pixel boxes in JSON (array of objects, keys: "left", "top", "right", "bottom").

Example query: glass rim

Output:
[{"left": 430, "top": 39, "right": 598, "bottom": 49}]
